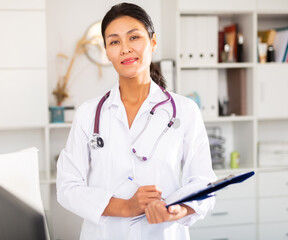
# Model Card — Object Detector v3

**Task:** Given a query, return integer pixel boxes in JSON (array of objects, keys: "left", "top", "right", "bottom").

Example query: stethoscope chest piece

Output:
[{"left": 90, "top": 134, "right": 104, "bottom": 148}]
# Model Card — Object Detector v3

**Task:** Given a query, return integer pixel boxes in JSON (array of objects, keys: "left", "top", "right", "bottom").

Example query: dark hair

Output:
[{"left": 101, "top": 2, "right": 166, "bottom": 88}]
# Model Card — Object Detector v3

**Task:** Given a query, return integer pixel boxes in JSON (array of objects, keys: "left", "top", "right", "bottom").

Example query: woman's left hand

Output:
[{"left": 144, "top": 200, "right": 189, "bottom": 224}]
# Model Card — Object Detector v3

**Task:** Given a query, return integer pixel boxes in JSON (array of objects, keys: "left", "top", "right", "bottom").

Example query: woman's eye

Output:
[
  {"left": 110, "top": 40, "right": 119, "bottom": 45},
  {"left": 130, "top": 36, "right": 139, "bottom": 40}
]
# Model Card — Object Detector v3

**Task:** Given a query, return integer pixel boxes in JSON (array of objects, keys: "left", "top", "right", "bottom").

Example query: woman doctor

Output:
[{"left": 57, "top": 2, "right": 217, "bottom": 240}]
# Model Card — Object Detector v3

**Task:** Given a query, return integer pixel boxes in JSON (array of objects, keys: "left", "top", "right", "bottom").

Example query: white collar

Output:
[{"left": 104, "top": 79, "right": 166, "bottom": 110}]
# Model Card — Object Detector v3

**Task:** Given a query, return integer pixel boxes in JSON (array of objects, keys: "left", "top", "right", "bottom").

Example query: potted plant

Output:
[
  {"left": 50, "top": 37, "right": 93, "bottom": 123},
  {"left": 50, "top": 21, "right": 109, "bottom": 123}
]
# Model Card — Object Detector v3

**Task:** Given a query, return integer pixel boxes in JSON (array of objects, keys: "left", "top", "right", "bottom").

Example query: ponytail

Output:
[{"left": 150, "top": 62, "right": 166, "bottom": 89}]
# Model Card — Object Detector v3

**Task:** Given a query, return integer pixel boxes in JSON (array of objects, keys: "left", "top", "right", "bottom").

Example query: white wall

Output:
[{"left": 47, "top": 0, "right": 163, "bottom": 108}]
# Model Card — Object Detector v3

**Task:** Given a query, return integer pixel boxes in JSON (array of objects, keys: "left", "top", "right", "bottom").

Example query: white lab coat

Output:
[{"left": 57, "top": 80, "right": 217, "bottom": 240}]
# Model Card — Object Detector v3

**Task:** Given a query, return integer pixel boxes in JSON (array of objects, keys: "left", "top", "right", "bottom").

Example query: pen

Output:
[
  {"left": 128, "top": 176, "right": 141, "bottom": 187},
  {"left": 128, "top": 176, "right": 165, "bottom": 201}
]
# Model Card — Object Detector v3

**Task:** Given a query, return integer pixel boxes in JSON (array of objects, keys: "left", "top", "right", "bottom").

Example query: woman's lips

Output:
[{"left": 121, "top": 57, "right": 138, "bottom": 65}]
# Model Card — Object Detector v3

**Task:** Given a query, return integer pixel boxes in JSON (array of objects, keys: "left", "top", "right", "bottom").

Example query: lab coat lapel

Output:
[
  {"left": 129, "top": 81, "right": 164, "bottom": 131},
  {"left": 104, "top": 82, "right": 130, "bottom": 129},
  {"left": 148, "top": 80, "right": 167, "bottom": 104},
  {"left": 103, "top": 80, "right": 167, "bottom": 131}
]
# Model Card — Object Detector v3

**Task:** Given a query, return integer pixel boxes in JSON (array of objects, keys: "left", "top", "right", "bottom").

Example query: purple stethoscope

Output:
[{"left": 89, "top": 85, "right": 177, "bottom": 161}]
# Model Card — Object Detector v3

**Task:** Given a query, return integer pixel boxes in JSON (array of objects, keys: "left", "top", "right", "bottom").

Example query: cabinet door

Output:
[
  {"left": 259, "top": 171, "right": 288, "bottom": 197},
  {"left": 193, "top": 199, "right": 256, "bottom": 227},
  {"left": 190, "top": 224, "right": 256, "bottom": 240},
  {"left": 257, "top": 65, "right": 288, "bottom": 118},
  {"left": 0, "top": 11, "right": 46, "bottom": 68},
  {"left": 216, "top": 173, "right": 256, "bottom": 200},
  {"left": 257, "top": 0, "right": 288, "bottom": 11},
  {"left": 0, "top": 0, "right": 45, "bottom": 9},
  {"left": 259, "top": 197, "right": 288, "bottom": 223},
  {"left": 259, "top": 222, "right": 288, "bottom": 240},
  {"left": 0, "top": 70, "right": 48, "bottom": 127}
]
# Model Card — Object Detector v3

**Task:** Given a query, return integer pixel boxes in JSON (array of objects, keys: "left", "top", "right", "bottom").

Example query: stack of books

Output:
[
  {"left": 218, "top": 23, "right": 244, "bottom": 63},
  {"left": 258, "top": 27, "right": 288, "bottom": 63}
]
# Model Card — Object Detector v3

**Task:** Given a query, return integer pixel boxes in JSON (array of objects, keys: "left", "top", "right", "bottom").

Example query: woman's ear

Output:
[{"left": 151, "top": 33, "right": 157, "bottom": 52}]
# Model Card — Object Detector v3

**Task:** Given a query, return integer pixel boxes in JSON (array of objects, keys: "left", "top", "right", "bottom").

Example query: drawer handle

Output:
[{"left": 211, "top": 212, "right": 228, "bottom": 216}]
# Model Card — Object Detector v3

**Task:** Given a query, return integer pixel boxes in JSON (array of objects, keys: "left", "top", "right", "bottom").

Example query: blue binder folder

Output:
[
  {"left": 130, "top": 171, "right": 255, "bottom": 225},
  {"left": 166, "top": 171, "right": 255, "bottom": 207}
]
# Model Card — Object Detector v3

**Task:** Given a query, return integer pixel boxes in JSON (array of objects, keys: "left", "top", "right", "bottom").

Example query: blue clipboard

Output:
[
  {"left": 166, "top": 171, "right": 255, "bottom": 207},
  {"left": 130, "top": 171, "right": 255, "bottom": 225}
]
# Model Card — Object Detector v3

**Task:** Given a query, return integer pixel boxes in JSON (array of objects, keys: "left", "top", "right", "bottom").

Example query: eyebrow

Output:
[{"left": 106, "top": 28, "right": 140, "bottom": 39}]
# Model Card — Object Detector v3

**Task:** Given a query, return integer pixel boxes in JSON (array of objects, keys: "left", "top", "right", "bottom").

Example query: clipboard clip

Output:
[{"left": 208, "top": 174, "right": 235, "bottom": 187}]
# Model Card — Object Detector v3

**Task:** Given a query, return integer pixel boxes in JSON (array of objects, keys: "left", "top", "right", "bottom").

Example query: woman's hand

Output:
[
  {"left": 145, "top": 200, "right": 195, "bottom": 224},
  {"left": 127, "top": 185, "right": 162, "bottom": 217},
  {"left": 102, "top": 185, "right": 162, "bottom": 217}
]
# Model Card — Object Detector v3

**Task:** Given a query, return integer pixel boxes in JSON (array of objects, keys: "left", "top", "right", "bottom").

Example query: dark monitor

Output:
[{"left": 0, "top": 185, "right": 47, "bottom": 240}]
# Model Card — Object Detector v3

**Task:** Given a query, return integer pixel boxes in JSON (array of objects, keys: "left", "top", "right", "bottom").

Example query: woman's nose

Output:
[{"left": 121, "top": 41, "right": 132, "bottom": 55}]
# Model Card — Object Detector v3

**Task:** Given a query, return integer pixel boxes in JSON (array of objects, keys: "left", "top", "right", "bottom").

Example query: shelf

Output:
[
  {"left": 39, "top": 171, "right": 56, "bottom": 184},
  {"left": 0, "top": 125, "right": 46, "bottom": 131},
  {"left": 217, "top": 63, "right": 254, "bottom": 68},
  {"left": 257, "top": 10, "right": 288, "bottom": 15},
  {"left": 49, "top": 123, "right": 72, "bottom": 129},
  {"left": 257, "top": 63, "right": 288, "bottom": 66},
  {"left": 179, "top": 10, "right": 255, "bottom": 15},
  {"left": 40, "top": 178, "right": 54, "bottom": 184},
  {"left": 180, "top": 63, "right": 254, "bottom": 70},
  {"left": 256, "top": 167, "right": 288, "bottom": 173},
  {"left": 45, "top": 177, "right": 56, "bottom": 185},
  {"left": 257, "top": 117, "right": 288, "bottom": 121},
  {"left": 204, "top": 116, "right": 255, "bottom": 123}
]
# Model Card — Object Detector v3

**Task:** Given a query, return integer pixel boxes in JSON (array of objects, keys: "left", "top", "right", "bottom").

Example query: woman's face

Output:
[{"left": 104, "top": 16, "right": 157, "bottom": 80}]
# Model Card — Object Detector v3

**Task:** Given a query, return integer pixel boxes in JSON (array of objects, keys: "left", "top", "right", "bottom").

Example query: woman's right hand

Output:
[
  {"left": 127, "top": 185, "right": 162, "bottom": 217},
  {"left": 102, "top": 185, "right": 162, "bottom": 217}
]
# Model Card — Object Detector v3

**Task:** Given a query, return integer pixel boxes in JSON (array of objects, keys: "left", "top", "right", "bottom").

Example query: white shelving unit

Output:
[{"left": 173, "top": 0, "right": 288, "bottom": 239}]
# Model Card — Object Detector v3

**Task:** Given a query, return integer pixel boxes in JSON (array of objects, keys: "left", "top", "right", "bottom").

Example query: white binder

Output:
[
  {"left": 206, "top": 69, "right": 218, "bottom": 117},
  {"left": 181, "top": 69, "right": 218, "bottom": 118},
  {"left": 205, "top": 16, "right": 218, "bottom": 64},
  {"left": 195, "top": 16, "right": 218, "bottom": 65},
  {"left": 179, "top": 16, "right": 197, "bottom": 66},
  {"left": 179, "top": 16, "right": 218, "bottom": 66}
]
